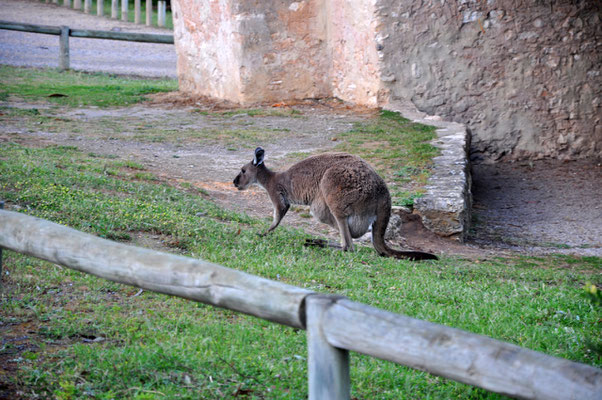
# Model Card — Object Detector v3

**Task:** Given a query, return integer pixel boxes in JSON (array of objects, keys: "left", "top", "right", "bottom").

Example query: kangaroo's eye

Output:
[{"left": 241, "top": 168, "right": 246, "bottom": 174}]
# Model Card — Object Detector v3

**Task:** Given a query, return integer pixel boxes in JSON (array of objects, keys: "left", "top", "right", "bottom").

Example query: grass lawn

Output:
[
  {"left": 0, "top": 66, "right": 600, "bottom": 399},
  {"left": 0, "top": 66, "right": 177, "bottom": 107}
]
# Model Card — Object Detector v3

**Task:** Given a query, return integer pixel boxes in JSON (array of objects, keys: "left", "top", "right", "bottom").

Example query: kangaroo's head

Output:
[{"left": 233, "top": 147, "right": 265, "bottom": 190}]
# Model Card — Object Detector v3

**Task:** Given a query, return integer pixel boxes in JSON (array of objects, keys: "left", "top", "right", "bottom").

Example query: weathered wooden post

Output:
[
  {"left": 64, "top": 0, "right": 71, "bottom": 8},
  {"left": 306, "top": 295, "right": 351, "bottom": 400},
  {"left": 97, "top": 0, "right": 104, "bottom": 17},
  {"left": 84, "top": 0, "right": 91, "bottom": 13},
  {"left": 111, "top": 0, "right": 118, "bottom": 19},
  {"left": 157, "top": 1, "right": 166, "bottom": 27},
  {"left": 74, "top": 0, "right": 81, "bottom": 10},
  {"left": 145, "top": 0, "right": 152, "bottom": 26},
  {"left": 59, "top": 26, "right": 70, "bottom": 71},
  {"left": 134, "top": 0, "right": 141, "bottom": 24},
  {"left": 121, "top": 0, "right": 129, "bottom": 22}
]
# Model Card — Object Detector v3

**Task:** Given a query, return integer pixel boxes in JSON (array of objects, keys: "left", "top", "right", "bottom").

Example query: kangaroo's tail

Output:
[{"left": 372, "top": 197, "right": 438, "bottom": 261}]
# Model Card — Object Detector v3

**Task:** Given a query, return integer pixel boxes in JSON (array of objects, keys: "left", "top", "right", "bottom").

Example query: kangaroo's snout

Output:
[{"left": 233, "top": 173, "right": 247, "bottom": 190}]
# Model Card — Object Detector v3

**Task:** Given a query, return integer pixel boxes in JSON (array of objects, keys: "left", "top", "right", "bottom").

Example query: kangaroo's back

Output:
[{"left": 284, "top": 153, "right": 364, "bottom": 204}]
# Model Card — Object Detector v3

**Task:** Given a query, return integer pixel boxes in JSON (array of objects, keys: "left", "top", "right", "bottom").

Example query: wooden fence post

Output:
[
  {"left": 306, "top": 295, "right": 350, "bottom": 400},
  {"left": 59, "top": 26, "right": 70, "bottom": 71},
  {"left": 145, "top": 0, "right": 152, "bottom": 26},
  {"left": 121, "top": 0, "right": 129, "bottom": 22},
  {"left": 134, "top": 0, "right": 141, "bottom": 24},
  {"left": 64, "top": 0, "right": 71, "bottom": 8},
  {"left": 97, "top": 0, "right": 104, "bottom": 17},
  {"left": 157, "top": 1, "right": 166, "bottom": 27},
  {"left": 84, "top": 0, "right": 91, "bottom": 13},
  {"left": 74, "top": 0, "right": 81, "bottom": 10},
  {"left": 111, "top": 0, "right": 118, "bottom": 19}
]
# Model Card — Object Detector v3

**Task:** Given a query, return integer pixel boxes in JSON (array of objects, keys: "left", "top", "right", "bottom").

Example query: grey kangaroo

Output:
[{"left": 233, "top": 147, "right": 438, "bottom": 261}]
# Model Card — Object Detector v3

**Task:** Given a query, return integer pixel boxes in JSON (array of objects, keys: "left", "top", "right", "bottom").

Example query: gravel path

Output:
[{"left": 0, "top": 0, "right": 176, "bottom": 77}]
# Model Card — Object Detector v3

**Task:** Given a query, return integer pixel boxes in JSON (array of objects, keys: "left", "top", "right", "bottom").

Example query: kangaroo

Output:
[{"left": 233, "top": 147, "right": 437, "bottom": 261}]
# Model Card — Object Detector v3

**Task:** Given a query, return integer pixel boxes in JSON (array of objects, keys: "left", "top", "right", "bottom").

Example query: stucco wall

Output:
[
  {"left": 328, "top": 0, "right": 381, "bottom": 106},
  {"left": 172, "top": 0, "right": 332, "bottom": 104},
  {"left": 376, "top": 0, "right": 601, "bottom": 160},
  {"left": 172, "top": 0, "right": 244, "bottom": 102}
]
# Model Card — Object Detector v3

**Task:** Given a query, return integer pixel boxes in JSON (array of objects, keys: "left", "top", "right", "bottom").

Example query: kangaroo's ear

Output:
[{"left": 253, "top": 147, "right": 265, "bottom": 166}]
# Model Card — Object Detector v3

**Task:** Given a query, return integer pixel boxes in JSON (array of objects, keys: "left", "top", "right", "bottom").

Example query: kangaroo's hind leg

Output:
[
  {"left": 304, "top": 195, "right": 354, "bottom": 250},
  {"left": 334, "top": 216, "right": 355, "bottom": 251},
  {"left": 305, "top": 216, "right": 354, "bottom": 252}
]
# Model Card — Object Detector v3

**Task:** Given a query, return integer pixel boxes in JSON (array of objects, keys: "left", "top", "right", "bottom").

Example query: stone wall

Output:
[
  {"left": 172, "top": 0, "right": 601, "bottom": 160},
  {"left": 376, "top": 0, "right": 601, "bottom": 161}
]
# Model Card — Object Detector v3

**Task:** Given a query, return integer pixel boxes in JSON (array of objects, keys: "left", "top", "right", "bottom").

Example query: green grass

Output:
[
  {"left": 334, "top": 109, "right": 439, "bottom": 206},
  {"left": 1, "top": 142, "right": 600, "bottom": 399},
  {"left": 39, "top": 0, "right": 173, "bottom": 29},
  {"left": 0, "top": 65, "right": 177, "bottom": 107}
]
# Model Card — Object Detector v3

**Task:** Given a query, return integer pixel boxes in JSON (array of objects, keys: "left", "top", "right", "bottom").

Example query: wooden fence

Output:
[
  {"left": 0, "top": 20, "right": 173, "bottom": 71},
  {"left": 0, "top": 209, "right": 600, "bottom": 399},
  {"left": 43, "top": 0, "right": 168, "bottom": 27}
]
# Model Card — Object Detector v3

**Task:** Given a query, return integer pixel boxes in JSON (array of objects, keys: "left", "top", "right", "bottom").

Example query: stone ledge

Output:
[{"left": 385, "top": 102, "right": 472, "bottom": 242}]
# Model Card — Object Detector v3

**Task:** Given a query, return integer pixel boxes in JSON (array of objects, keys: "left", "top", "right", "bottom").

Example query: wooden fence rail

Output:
[
  {"left": 0, "top": 20, "right": 174, "bottom": 71},
  {"left": 0, "top": 209, "right": 601, "bottom": 399}
]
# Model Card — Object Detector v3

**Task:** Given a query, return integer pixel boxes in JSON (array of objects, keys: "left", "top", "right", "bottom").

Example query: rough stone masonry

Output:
[{"left": 171, "top": 0, "right": 601, "bottom": 160}]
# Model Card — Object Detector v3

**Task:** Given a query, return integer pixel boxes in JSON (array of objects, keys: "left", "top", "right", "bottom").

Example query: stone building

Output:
[{"left": 171, "top": 0, "right": 601, "bottom": 161}]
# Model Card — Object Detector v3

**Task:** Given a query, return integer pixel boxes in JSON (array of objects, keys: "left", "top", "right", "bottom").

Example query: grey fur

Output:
[{"left": 233, "top": 148, "right": 437, "bottom": 261}]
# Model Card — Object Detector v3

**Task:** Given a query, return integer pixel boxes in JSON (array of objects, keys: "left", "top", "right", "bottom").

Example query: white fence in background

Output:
[{"left": 43, "top": 0, "right": 168, "bottom": 27}]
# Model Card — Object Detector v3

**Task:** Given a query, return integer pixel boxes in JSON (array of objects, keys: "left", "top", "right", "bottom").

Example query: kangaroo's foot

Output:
[{"left": 304, "top": 238, "right": 343, "bottom": 249}]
